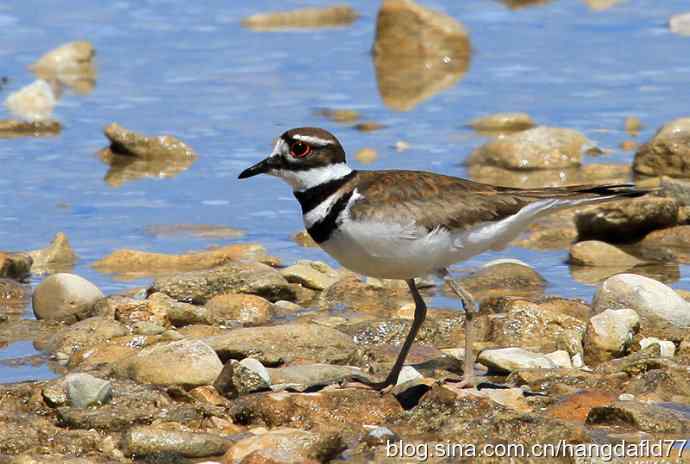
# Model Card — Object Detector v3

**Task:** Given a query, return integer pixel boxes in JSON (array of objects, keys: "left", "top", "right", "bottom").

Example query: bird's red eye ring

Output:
[{"left": 290, "top": 141, "right": 311, "bottom": 158}]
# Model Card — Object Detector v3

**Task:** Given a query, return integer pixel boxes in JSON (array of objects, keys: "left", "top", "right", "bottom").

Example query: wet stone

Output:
[
  {"left": 468, "top": 126, "right": 587, "bottom": 170},
  {"left": 279, "top": 260, "right": 339, "bottom": 291},
  {"left": 28, "top": 232, "right": 77, "bottom": 274},
  {"left": 445, "top": 260, "right": 545, "bottom": 302},
  {"left": 0, "top": 278, "right": 29, "bottom": 317},
  {"left": 0, "top": 252, "right": 32, "bottom": 280},
  {"left": 584, "top": 308, "right": 640, "bottom": 365},
  {"left": 205, "top": 293, "right": 273, "bottom": 326},
  {"left": 150, "top": 261, "right": 294, "bottom": 304},
  {"left": 569, "top": 240, "right": 643, "bottom": 267},
  {"left": 103, "top": 122, "right": 196, "bottom": 160},
  {"left": 214, "top": 358, "right": 271, "bottom": 398},
  {"left": 65, "top": 373, "right": 112, "bottom": 408},
  {"left": 0, "top": 119, "right": 61, "bottom": 138},
  {"left": 469, "top": 112, "right": 535, "bottom": 132},
  {"left": 38, "top": 317, "right": 128, "bottom": 356},
  {"left": 633, "top": 117, "right": 690, "bottom": 177},
  {"left": 587, "top": 400, "right": 690, "bottom": 433}
]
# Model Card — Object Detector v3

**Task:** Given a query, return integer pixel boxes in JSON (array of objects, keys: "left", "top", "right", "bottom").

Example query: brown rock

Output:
[
  {"left": 633, "top": 117, "right": 690, "bottom": 177},
  {"left": 224, "top": 428, "right": 343, "bottom": 464},
  {"left": 0, "top": 252, "right": 32, "bottom": 279},
  {"left": 319, "top": 274, "right": 413, "bottom": 316},
  {"left": 569, "top": 240, "right": 643, "bottom": 266},
  {"left": 103, "top": 122, "right": 196, "bottom": 160},
  {"left": 150, "top": 262, "right": 294, "bottom": 304},
  {"left": 144, "top": 223, "right": 244, "bottom": 239},
  {"left": 93, "top": 243, "right": 278, "bottom": 280},
  {"left": 0, "top": 278, "right": 29, "bottom": 317},
  {"left": 205, "top": 323, "right": 357, "bottom": 366},
  {"left": 469, "top": 112, "right": 535, "bottom": 132},
  {"left": 123, "top": 425, "right": 231, "bottom": 458},
  {"left": 575, "top": 196, "right": 678, "bottom": 241},
  {"left": 99, "top": 146, "right": 195, "bottom": 187},
  {"left": 372, "top": 0, "right": 471, "bottom": 111},
  {"left": 620, "top": 140, "right": 639, "bottom": 151},
  {"left": 315, "top": 108, "right": 359, "bottom": 123},
  {"left": 445, "top": 261, "right": 545, "bottom": 303},
  {"left": 641, "top": 225, "right": 690, "bottom": 248},
  {"left": 291, "top": 230, "right": 318, "bottom": 248},
  {"left": 39, "top": 317, "right": 128, "bottom": 355},
  {"left": 468, "top": 126, "right": 587, "bottom": 170},
  {"left": 353, "top": 122, "right": 386, "bottom": 132},
  {"left": 545, "top": 390, "right": 617, "bottom": 422},
  {"left": 30, "top": 41, "right": 95, "bottom": 75},
  {"left": 32, "top": 273, "right": 103, "bottom": 322},
  {"left": 0, "top": 119, "right": 60, "bottom": 138},
  {"left": 513, "top": 226, "right": 578, "bottom": 250},
  {"left": 354, "top": 147, "right": 377, "bottom": 164},
  {"left": 241, "top": 5, "right": 358, "bottom": 30},
  {"left": 624, "top": 116, "right": 643, "bottom": 135},
  {"left": 205, "top": 293, "right": 273, "bottom": 326},
  {"left": 587, "top": 400, "right": 690, "bottom": 433}
]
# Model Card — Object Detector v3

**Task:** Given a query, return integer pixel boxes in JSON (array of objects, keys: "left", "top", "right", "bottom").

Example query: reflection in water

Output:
[
  {"left": 99, "top": 147, "right": 196, "bottom": 187},
  {"left": 372, "top": 0, "right": 471, "bottom": 111}
]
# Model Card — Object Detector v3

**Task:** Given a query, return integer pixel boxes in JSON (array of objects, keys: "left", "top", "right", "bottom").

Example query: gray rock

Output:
[
  {"left": 131, "top": 321, "right": 166, "bottom": 335},
  {"left": 584, "top": 308, "right": 640, "bottom": 364},
  {"left": 593, "top": 273, "right": 690, "bottom": 327},
  {"left": 32, "top": 273, "right": 104, "bottom": 322},
  {"left": 639, "top": 337, "right": 675, "bottom": 358},
  {"left": 205, "top": 323, "right": 357, "bottom": 366},
  {"left": 267, "top": 363, "right": 364, "bottom": 390},
  {"left": 126, "top": 339, "right": 223, "bottom": 387},
  {"left": 42, "top": 379, "right": 68, "bottom": 407},
  {"left": 150, "top": 262, "right": 294, "bottom": 304},
  {"left": 214, "top": 359, "right": 271, "bottom": 398},
  {"left": 468, "top": 126, "right": 588, "bottom": 170},
  {"left": 123, "top": 426, "right": 231, "bottom": 458},
  {"left": 478, "top": 347, "right": 556, "bottom": 373},
  {"left": 65, "top": 373, "right": 112, "bottom": 408},
  {"left": 396, "top": 365, "right": 423, "bottom": 385}
]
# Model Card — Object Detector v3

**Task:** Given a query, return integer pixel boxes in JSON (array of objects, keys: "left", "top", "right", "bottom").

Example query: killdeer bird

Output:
[{"left": 239, "top": 127, "right": 647, "bottom": 390}]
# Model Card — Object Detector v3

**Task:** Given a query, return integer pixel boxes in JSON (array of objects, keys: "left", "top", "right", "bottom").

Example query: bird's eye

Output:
[{"left": 290, "top": 141, "right": 311, "bottom": 158}]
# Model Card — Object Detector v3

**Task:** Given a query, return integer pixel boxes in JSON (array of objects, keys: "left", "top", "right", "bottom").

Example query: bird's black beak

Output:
[{"left": 238, "top": 157, "right": 272, "bottom": 179}]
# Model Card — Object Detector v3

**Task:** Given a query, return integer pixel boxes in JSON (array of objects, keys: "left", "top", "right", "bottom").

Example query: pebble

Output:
[
  {"left": 241, "top": 5, "right": 358, "bottom": 30},
  {"left": 478, "top": 347, "right": 556, "bottom": 373},
  {"left": 670, "top": 12, "right": 690, "bottom": 36},
  {"left": 4, "top": 79, "right": 56, "bottom": 121},
  {"left": 125, "top": 339, "right": 223, "bottom": 387},
  {"left": 65, "top": 373, "right": 112, "bottom": 408},
  {"left": 633, "top": 118, "right": 690, "bottom": 176},
  {"left": 639, "top": 337, "right": 675, "bottom": 358},
  {"left": 593, "top": 273, "right": 690, "bottom": 327},
  {"left": 279, "top": 260, "right": 339, "bottom": 291},
  {"left": 584, "top": 308, "right": 640, "bottom": 364},
  {"left": 468, "top": 126, "right": 588, "bottom": 170},
  {"left": 32, "top": 273, "right": 104, "bottom": 323},
  {"left": 569, "top": 240, "right": 643, "bottom": 267}
]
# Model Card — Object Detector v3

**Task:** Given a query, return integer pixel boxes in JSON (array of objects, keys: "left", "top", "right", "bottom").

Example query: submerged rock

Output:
[
  {"left": 241, "top": 5, "right": 358, "bottom": 30},
  {"left": 0, "top": 119, "right": 61, "bottom": 138},
  {"left": 0, "top": 278, "right": 29, "bottom": 316},
  {"left": 372, "top": 0, "right": 471, "bottom": 111},
  {"left": 315, "top": 108, "right": 360, "bottom": 123},
  {"left": 125, "top": 339, "right": 223, "bottom": 387},
  {"left": 575, "top": 196, "right": 678, "bottom": 241},
  {"left": 4, "top": 79, "right": 56, "bottom": 121},
  {"left": 584, "top": 308, "right": 640, "bottom": 364},
  {"left": 469, "top": 112, "right": 535, "bottom": 133},
  {"left": 593, "top": 273, "right": 690, "bottom": 327},
  {"left": 32, "top": 273, "right": 104, "bottom": 323},
  {"left": 93, "top": 243, "right": 278, "bottom": 280},
  {"left": 206, "top": 323, "right": 357, "bottom": 366},
  {"left": 633, "top": 118, "right": 690, "bottom": 177},
  {"left": 28, "top": 232, "right": 77, "bottom": 274},
  {"left": 150, "top": 261, "right": 293, "bottom": 304},
  {"left": 468, "top": 126, "right": 587, "bottom": 170}
]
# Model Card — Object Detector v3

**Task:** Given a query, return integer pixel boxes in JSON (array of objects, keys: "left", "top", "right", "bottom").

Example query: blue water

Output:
[{"left": 1, "top": 0, "right": 689, "bottom": 382}]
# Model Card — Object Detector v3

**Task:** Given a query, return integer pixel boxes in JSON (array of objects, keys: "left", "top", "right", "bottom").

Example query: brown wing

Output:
[{"left": 349, "top": 170, "right": 647, "bottom": 232}]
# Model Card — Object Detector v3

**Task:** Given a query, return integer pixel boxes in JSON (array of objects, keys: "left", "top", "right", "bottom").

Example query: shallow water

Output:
[{"left": 1, "top": 0, "right": 689, "bottom": 382}]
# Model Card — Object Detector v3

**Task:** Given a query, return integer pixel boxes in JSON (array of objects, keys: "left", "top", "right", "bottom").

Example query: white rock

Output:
[
  {"left": 593, "top": 274, "right": 690, "bottom": 327},
  {"left": 618, "top": 393, "right": 635, "bottom": 401},
  {"left": 571, "top": 353, "right": 584, "bottom": 368},
  {"left": 640, "top": 337, "right": 676, "bottom": 358},
  {"left": 545, "top": 350, "right": 573, "bottom": 368},
  {"left": 477, "top": 347, "right": 556, "bottom": 373},
  {"left": 670, "top": 12, "right": 690, "bottom": 36},
  {"left": 396, "top": 365, "right": 423, "bottom": 385},
  {"left": 239, "top": 357, "right": 271, "bottom": 384},
  {"left": 4, "top": 79, "right": 56, "bottom": 121},
  {"left": 584, "top": 308, "right": 640, "bottom": 363}
]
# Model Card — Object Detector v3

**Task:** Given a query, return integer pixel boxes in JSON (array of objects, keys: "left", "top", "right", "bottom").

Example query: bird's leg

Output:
[
  {"left": 446, "top": 277, "right": 478, "bottom": 388},
  {"left": 342, "top": 279, "right": 427, "bottom": 390}
]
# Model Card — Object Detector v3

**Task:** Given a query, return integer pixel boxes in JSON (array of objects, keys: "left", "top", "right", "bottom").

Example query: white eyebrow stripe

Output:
[{"left": 292, "top": 134, "right": 334, "bottom": 146}]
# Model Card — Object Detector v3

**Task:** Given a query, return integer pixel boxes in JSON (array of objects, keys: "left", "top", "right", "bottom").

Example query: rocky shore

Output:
[{"left": 3, "top": 0, "right": 690, "bottom": 463}]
